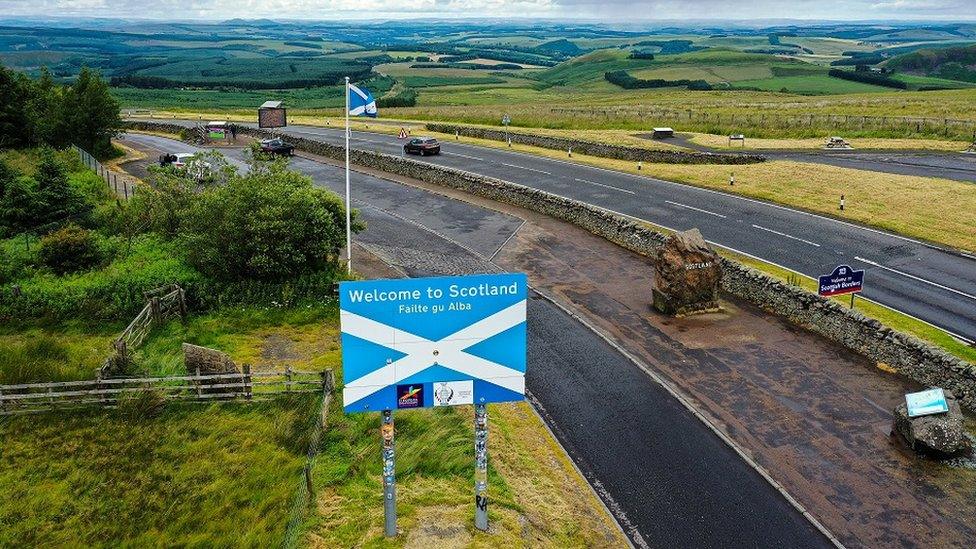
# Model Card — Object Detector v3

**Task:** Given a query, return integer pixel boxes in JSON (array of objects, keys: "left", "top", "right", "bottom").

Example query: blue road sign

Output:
[
  {"left": 818, "top": 264, "right": 864, "bottom": 297},
  {"left": 340, "top": 273, "right": 527, "bottom": 413}
]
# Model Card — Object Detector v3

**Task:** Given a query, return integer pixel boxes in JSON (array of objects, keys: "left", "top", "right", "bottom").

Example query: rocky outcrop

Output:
[
  {"left": 652, "top": 229, "right": 722, "bottom": 315},
  {"left": 427, "top": 123, "right": 766, "bottom": 165},
  {"left": 893, "top": 390, "right": 971, "bottom": 457},
  {"left": 130, "top": 121, "right": 976, "bottom": 411}
]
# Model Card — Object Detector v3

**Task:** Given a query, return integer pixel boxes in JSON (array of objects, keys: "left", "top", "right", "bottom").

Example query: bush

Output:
[
  {"left": 38, "top": 224, "right": 102, "bottom": 275},
  {"left": 181, "top": 165, "right": 361, "bottom": 282},
  {"left": 0, "top": 234, "right": 203, "bottom": 322}
]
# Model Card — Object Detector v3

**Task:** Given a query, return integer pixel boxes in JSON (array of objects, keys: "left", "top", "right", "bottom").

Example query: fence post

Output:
[
  {"left": 177, "top": 288, "right": 188, "bottom": 322},
  {"left": 304, "top": 463, "right": 314, "bottom": 500},
  {"left": 242, "top": 363, "right": 252, "bottom": 400},
  {"left": 124, "top": 180, "right": 129, "bottom": 200},
  {"left": 150, "top": 296, "right": 161, "bottom": 324},
  {"left": 195, "top": 367, "right": 202, "bottom": 399},
  {"left": 0, "top": 386, "right": 5, "bottom": 414},
  {"left": 286, "top": 366, "right": 293, "bottom": 393}
]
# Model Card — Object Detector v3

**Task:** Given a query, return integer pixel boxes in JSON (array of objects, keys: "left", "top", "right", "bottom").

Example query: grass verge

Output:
[{"left": 686, "top": 133, "right": 971, "bottom": 151}]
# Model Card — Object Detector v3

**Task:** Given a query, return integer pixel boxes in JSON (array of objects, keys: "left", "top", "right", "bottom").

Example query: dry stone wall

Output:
[
  {"left": 129, "top": 121, "right": 976, "bottom": 409},
  {"left": 426, "top": 123, "right": 766, "bottom": 165}
]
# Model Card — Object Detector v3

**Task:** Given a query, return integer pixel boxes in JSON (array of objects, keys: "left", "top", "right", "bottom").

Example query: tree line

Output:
[
  {"left": 604, "top": 70, "right": 712, "bottom": 91},
  {"left": 0, "top": 64, "right": 121, "bottom": 158},
  {"left": 827, "top": 69, "right": 908, "bottom": 90}
]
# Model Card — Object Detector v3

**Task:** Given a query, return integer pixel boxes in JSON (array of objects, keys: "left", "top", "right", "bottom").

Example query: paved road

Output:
[
  {"left": 127, "top": 121, "right": 976, "bottom": 341},
  {"left": 667, "top": 134, "right": 976, "bottom": 183},
  {"left": 123, "top": 132, "right": 833, "bottom": 548}
]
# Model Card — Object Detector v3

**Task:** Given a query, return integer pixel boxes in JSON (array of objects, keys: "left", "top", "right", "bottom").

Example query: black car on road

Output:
[
  {"left": 403, "top": 137, "right": 441, "bottom": 156},
  {"left": 259, "top": 138, "right": 295, "bottom": 156}
]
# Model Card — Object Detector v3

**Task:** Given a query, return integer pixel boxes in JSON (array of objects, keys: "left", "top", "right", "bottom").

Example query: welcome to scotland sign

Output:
[{"left": 340, "top": 273, "right": 527, "bottom": 413}]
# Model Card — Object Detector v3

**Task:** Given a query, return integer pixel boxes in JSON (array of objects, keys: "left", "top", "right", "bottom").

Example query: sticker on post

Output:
[{"left": 433, "top": 380, "right": 474, "bottom": 407}]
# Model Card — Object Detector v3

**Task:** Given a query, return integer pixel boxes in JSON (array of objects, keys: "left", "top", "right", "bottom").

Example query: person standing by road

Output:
[{"left": 229, "top": 123, "right": 237, "bottom": 143}]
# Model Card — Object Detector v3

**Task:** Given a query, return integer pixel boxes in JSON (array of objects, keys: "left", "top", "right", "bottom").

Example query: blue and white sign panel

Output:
[
  {"left": 818, "top": 264, "right": 864, "bottom": 297},
  {"left": 906, "top": 388, "right": 950, "bottom": 418},
  {"left": 340, "top": 273, "right": 527, "bottom": 413}
]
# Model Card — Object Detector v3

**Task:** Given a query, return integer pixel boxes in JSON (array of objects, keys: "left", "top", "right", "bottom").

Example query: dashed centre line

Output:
[
  {"left": 443, "top": 151, "right": 486, "bottom": 161},
  {"left": 500, "top": 162, "right": 552, "bottom": 175},
  {"left": 751, "top": 224, "right": 821, "bottom": 247},
  {"left": 574, "top": 178, "right": 636, "bottom": 195},
  {"left": 855, "top": 256, "right": 976, "bottom": 301},
  {"left": 665, "top": 200, "right": 727, "bottom": 218}
]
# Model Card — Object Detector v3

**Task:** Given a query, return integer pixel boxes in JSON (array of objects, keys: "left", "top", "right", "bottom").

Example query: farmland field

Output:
[{"left": 4, "top": 20, "right": 976, "bottom": 138}]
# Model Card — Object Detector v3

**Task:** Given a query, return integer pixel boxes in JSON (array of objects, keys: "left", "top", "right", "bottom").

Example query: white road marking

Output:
[
  {"left": 854, "top": 256, "right": 976, "bottom": 301},
  {"left": 665, "top": 200, "right": 727, "bottom": 218},
  {"left": 444, "top": 151, "right": 486, "bottom": 161},
  {"left": 575, "top": 178, "right": 636, "bottom": 195},
  {"left": 500, "top": 162, "right": 551, "bottom": 175},
  {"left": 751, "top": 224, "right": 821, "bottom": 247}
]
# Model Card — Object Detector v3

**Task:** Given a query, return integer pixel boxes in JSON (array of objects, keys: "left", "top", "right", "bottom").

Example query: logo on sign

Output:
[
  {"left": 434, "top": 380, "right": 474, "bottom": 407},
  {"left": 818, "top": 264, "right": 865, "bottom": 297},
  {"left": 397, "top": 385, "right": 424, "bottom": 409}
]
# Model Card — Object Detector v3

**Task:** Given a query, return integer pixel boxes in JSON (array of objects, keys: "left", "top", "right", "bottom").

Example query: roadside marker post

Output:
[
  {"left": 340, "top": 273, "right": 528, "bottom": 536},
  {"left": 730, "top": 172, "right": 735, "bottom": 186},
  {"left": 839, "top": 194, "right": 845, "bottom": 211}
]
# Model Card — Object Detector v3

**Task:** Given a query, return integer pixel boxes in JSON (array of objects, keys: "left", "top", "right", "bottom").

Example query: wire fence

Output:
[
  {"left": 282, "top": 370, "right": 335, "bottom": 549},
  {"left": 72, "top": 144, "right": 141, "bottom": 199}
]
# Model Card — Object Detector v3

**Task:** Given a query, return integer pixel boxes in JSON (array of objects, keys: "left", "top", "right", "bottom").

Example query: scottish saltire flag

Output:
[
  {"left": 348, "top": 83, "right": 377, "bottom": 117},
  {"left": 340, "top": 273, "right": 528, "bottom": 413}
]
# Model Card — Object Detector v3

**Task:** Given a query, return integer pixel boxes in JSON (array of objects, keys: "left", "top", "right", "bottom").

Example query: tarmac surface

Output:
[
  {"left": 665, "top": 134, "right": 976, "bottom": 183},
  {"left": 122, "top": 133, "right": 834, "bottom": 548},
  {"left": 126, "top": 119, "right": 976, "bottom": 341}
]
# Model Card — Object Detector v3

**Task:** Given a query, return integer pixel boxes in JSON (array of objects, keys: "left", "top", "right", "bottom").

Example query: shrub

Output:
[
  {"left": 37, "top": 223, "right": 102, "bottom": 275},
  {"left": 181, "top": 165, "right": 360, "bottom": 282},
  {"left": 0, "top": 234, "right": 204, "bottom": 322}
]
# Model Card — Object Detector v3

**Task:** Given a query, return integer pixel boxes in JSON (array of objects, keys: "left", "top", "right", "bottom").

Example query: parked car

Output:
[
  {"left": 403, "top": 137, "right": 441, "bottom": 156},
  {"left": 259, "top": 138, "right": 295, "bottom": 156},
  {"left": 159, "top": 152, "right": 196, "bottom": 168},
  {"left": 159, "top": 152, "right": 212, "bottom": 180}
]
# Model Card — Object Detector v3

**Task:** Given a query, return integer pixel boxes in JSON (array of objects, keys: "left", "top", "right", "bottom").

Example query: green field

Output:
[{"left": 0, "top": 396, "right": 318, "bottom": 547}]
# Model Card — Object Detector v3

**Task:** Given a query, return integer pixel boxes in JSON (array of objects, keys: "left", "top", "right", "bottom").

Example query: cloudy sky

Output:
[{"left": 0, "top": 0, "right": 973, "bottom": 21}]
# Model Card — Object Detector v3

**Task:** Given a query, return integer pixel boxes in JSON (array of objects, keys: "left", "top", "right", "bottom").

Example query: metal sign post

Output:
[
  {"left": 381, "top": 410, "right": 397, "bottom": 537},
  {"left": 474, "top": 403, "right": 489, "bottom": 531}
]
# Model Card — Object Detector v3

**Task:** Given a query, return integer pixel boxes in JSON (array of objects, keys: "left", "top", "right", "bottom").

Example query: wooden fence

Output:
[
  {"left": 100, "top": 284, "right": 187, "bottom": 377},
  {"left": 0, "top": 368, "right": 333, "bottom": 416}
]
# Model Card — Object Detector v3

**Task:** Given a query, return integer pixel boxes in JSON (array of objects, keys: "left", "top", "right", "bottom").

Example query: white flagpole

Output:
[{"left": 344, "top": 76, "right": 352, "bottom": 275}]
